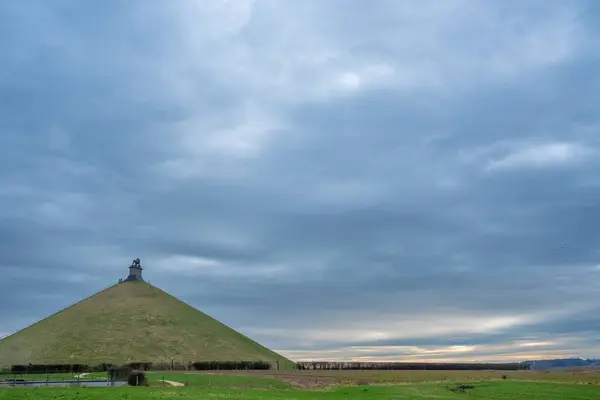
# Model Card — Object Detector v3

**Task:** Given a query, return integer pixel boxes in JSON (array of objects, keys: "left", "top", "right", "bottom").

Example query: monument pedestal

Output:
[{"left": 123, "top": 258, "right": 144, "bottom": 282}]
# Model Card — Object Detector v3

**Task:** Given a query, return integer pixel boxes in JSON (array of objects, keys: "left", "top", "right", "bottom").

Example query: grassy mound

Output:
[{"left": 0, "top": 281, "right": 292, "bottom": 367}]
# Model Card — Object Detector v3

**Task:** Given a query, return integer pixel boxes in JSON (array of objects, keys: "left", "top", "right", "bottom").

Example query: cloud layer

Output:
[{"left": 1, "top": 0, "right": 599, "bottom": 362}]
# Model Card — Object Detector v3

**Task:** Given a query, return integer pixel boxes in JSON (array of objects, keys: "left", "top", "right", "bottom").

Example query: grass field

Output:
[
  {"left": 4, "top": 369, "right": 600, "bottom": 386},
  {"left": 148, "top": 372, "right": 294, "bottom": 389},
  {"left": 142, "top": 368, "right": 600, "bottom": 389},
  {"left": 0, "top": 281, "right": 293, "bottom": 367},
  {"left": 241, "top": 368, "right": 600, "bottom": 386},
  {"left": 1, "top": 370, "right": 600, "bottom": 398},
  {"left": 1, "top": 380, "right": 599, "bottom": 399}
]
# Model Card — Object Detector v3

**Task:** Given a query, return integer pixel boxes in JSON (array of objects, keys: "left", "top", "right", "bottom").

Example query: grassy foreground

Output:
[
  {"left": 255, "top": 368, "right": 600, "bottom": 385},
  {"left": 5, "top": 369, "right": 600, "bottom": 386},
  {"left": 0, "top": 281, "right": 292, "bottom": 366},
  {"left": 148, "top": 372, "right": 294, "bottom": 389},
  {"left": 1, "top": 381, "right": 599, "bottom": 399}
]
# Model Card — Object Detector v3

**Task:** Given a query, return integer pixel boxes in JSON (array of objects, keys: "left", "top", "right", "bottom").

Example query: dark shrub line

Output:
[
  {"left": 6, "top": 361, "right": 274, "bottom": 374},
  {"left": 295, "top": 362, "right": 529, "bottom": 371},
  {"left": 3, "top": 360, "right": 529, "bottom": 374}
]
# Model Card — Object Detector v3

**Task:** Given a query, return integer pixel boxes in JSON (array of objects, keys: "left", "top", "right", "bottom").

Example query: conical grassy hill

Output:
[{"left": 0, "top": 281, "right": 293, "bottom": 368}]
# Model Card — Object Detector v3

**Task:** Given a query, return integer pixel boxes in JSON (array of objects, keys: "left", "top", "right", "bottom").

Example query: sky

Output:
[{"left": 1, "top": 0, "right": 599, "bottom": 363}]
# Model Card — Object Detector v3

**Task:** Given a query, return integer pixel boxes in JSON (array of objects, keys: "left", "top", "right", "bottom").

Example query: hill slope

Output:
[{"left": 0, "top": 281, "right": 292, "bottom": 367}]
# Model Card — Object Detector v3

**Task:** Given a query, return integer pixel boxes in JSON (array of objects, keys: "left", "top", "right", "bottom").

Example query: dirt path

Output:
[{"left": 164, "top": 380, "right": 185, "bottom": 387}]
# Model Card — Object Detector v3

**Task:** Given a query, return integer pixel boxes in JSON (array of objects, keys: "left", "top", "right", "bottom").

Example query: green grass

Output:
[
  {"left": 260, "top": 369, "right": 600, "bottom": 385},
  {"left": 0, "top": 281, "right": 293, "bottom": 367},
  {"left": 1, "top": 381, "right": 598, "bottom": 399},
  {"left": 148, "top": 372, "right": 293, "bottom": 389}
]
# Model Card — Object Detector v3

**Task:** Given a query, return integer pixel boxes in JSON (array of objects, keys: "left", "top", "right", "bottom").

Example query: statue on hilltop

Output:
[{"left": 123, "top": 257, "right": 144, "bottom": 282}]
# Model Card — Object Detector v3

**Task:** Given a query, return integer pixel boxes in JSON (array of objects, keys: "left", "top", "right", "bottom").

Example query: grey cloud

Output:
[{"left": 1, "top": 0, "right": 600, "bottom": 362}]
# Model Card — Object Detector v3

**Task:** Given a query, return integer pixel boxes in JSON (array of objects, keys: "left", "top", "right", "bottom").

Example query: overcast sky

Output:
[{"left": 1, "top": 0, "right": 600, "bottom": 363}]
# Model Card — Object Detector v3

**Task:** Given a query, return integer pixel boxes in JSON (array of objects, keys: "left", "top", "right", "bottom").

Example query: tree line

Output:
[
  {"left": 296, "top": 362, "right": 529, "bottom": 370},
  {"left": 6, "top": 361, "right": 274, "bottom": 374},
  {"left": 5, "top": 360, "right": 530, "bottom": 374}
]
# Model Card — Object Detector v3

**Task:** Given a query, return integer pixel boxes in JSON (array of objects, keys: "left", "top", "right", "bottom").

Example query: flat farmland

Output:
[
  {"left": 153, "top": 368, "right": 600, "bottom": 388},
  {"left": 2, "top": 380, "right": 600, "bottom": 400},
  {"left": 2, "top": 369, "right": 599, "bottom": 400}
]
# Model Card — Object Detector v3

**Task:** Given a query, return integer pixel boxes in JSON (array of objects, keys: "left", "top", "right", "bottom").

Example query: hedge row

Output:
[
  {"left": 296, "top": 362, "right": 529, "bottom": 371},
  {"left": 7, "top": 361, "right": 275, "bottom": 374},
  {"left": 4, "top": 361, "right": 529, "bottom": 374}
]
